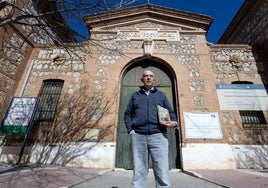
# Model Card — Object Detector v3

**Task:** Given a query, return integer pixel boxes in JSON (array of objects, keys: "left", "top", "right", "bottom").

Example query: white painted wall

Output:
[
  {"left": 0, "top": 142, "right": 116, "bottom": 168},
  {"left": 182, "top": 143, "right": 236, "bottom": 169},
  {"left": 1, "top": 143, "right": 267, "bottom": 169}
]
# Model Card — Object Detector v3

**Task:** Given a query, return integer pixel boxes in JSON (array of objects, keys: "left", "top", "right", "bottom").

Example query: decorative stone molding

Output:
[
  {"left": 210, "top": 48, "right": 263, "bottom": 80},
  {"left": 10, "top": 33, "right": 28, "bottom": 51},
  {"left": 0, "top": 32, "right": 31, "bottom": 105},
  {"left": 222, "top": 112, "right": 236, "bottom": 125},
  {"left": 0, "top": 73, "right": 15, "bottom": 91},
  {"left": 244, "top": 73, "right": 262, "bottom": 79},
  {"left": 53, "top": 55, "right": 67, "bottom": 65},
  {"left": 188, "top": 67, "right": 200, "bottom": 78},
  {"left": 211, "top": 49, "right": 255, "bottom": 62},
  {"left": 96, "top": 41, "right": 142, "bottom": 64},
  {"left": 180, "top": 36, "right": 197, "bottom": 43},
  {"left": 155, "top": 43, "right": 196, "bottom": 54},
  {"left": 97, "top": 54, "right": 121, "bottom": 64},
  {"left": 212, "top": 62, "right": 239, "bottom": 73},
  {"left": 143, "top": 40, "right": 154, "bottom": 56},
  {"left": 22, "top": 48, "right": 86, "bottom": 95},
  {"left": 67, "top": 83, "right": 81, "bottom": 95},
  {"left": 91, "top": 78, "right": 108, "bottom": 90},
  {"left": 189, "top": 79, "right": 205, "bottom": 92},
  {"left": 98, "top": 34, "right": 196, "bottom": 60},
  {"left": 20, "top": 5, "right": 54, "bottom": 45},
  {"left": 35, "top": 49, "right": 85, "bottom": 72},
  {"left": 176, "top": 55, "right": 200, "bottom": 66},
  {"left": 33, "top": 59, "right": 84, "bottom": 72},
  {"left": 3, "top": 43, "right": 24, "bottom": 63},
  {"left": 193, "top": 93, "right": 204, "bottom": 106},
  {"left": 100, "top": 41, "right": 142, "bottom": 53},
  {"left": 0, "top": 58, "right": 17, "bottom": 76},
  {"left": 96, "top": 66, "right": 108, "bottom": 77},
  {"left": 229, "top": 54, "right": 243, "bottom": 71}
]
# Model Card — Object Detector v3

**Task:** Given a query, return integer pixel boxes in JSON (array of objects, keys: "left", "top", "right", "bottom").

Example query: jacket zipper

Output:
[{"left": 147, "top": 94, "right": 151, "bottom": 134}]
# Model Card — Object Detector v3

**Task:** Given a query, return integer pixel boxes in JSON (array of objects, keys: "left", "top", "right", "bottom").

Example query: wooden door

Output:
[{"left": 115, "top": 63, "right": 180, "bottom": 169}]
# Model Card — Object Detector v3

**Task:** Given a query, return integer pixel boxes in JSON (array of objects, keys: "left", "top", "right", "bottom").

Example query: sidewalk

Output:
[
  {"left": 69, "top": 169, "right": 223, "bottom": 188},
  {"left": 186, "top": 169, "right": 268, "bottom": 188},
  {"left": 0, "top": 164, "right": 106, "bottom": 188},
  {"left": 0, "top": 163, "right": 267, "bottom": 188},
  {"left": 68, "top": 168, "right": 268, "bottom": 188}
]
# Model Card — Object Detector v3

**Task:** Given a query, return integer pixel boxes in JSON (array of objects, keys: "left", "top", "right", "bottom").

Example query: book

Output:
[{"left": 157, "top": 105, "right": 170, "bottom": 123}]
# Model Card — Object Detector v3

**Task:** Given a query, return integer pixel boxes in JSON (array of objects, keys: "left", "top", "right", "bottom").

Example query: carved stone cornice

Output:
[{"left": 84, "top": 4, "right": 213, "bottom": 32}]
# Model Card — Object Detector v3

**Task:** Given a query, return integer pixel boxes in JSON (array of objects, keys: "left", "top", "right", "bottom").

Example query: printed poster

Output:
[
  {"left": 216, "top": 84, "right": 268, "bottom": 110},
  {"left": 184, "top": 112, "right": 223, "bottom": 139},
  {"left": 1, "top": 97, "right": 39, "bottom": 135}
]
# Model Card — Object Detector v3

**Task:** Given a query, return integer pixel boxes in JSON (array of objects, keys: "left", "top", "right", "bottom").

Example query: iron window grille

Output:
[
  {"left": 239, "top": 110, "right": 266, "bottom": 124},
  {"left": 35, "top": 79, "right": 64, "bottom": 121}
]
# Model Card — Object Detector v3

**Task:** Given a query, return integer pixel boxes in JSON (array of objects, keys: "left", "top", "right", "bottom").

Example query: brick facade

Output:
[{"left": 0, "top": 2, "right": 267, "bottom": 169}]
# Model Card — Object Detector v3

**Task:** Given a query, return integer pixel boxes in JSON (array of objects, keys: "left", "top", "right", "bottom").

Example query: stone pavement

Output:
[
  {"left": 0, "top": 164, "right": 104, "bottom": 188},
  {"left": 69, "top": 169, "right": 223, "bottom": 188},
  {"left": 0, "top": 164, "right": 267, "bottom": 188}
]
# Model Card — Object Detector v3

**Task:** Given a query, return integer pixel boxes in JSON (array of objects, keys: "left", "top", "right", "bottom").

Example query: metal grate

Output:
[
  {"left": 239, "top": 110, "right": 266, "bottom": 124},
  {"left": 35, "top": 79, "right": 64, "bottom": 121}
]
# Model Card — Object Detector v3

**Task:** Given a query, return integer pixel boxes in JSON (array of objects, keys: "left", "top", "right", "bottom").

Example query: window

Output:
[
  {"left": 35, "top": 79, "right": 64, "bottom": 121},
  {"left": 231, "top": 81, "right": 266, "bottom": 125},
  {"left": 231, "top": 81, "right": 253, "bottom": 84},
  {"left": 239, "top": 111, "right": 266, "bottom": 124}
]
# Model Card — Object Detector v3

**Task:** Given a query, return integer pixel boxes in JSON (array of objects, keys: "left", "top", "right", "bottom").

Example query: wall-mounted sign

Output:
[
  {"left": 85, "top": 128, "right": 99, "bottom": 141},
  {"left": 216, "top": 84, "right": 268, "bottom": 110},
  {"left": 1, "top": 97, "right": 39, "bottom": 135},
  {"left": 116, "top": 29, "right": 180, "bottom": 41},
  {"left": 184, "top": 112, "right": 223, "bottom": 139}
]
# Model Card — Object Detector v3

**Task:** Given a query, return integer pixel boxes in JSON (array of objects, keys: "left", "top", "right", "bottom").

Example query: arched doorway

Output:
[{"left": 115, "top": 58, "right": 181, "bottom": 169}]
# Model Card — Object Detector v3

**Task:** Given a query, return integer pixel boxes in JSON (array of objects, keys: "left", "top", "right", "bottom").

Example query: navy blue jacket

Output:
[{"left": 124, "top": 86, "right": 177, "bottom": 135}]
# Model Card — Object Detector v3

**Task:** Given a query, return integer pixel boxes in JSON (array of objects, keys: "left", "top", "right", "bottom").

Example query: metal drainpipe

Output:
[{"left": 19, "top": 60, "right": 35, "bottom": 97}]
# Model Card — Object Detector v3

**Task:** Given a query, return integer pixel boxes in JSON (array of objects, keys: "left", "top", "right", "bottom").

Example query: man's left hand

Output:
[{"left": 160, "top": 121, "right": 177, "bottom": 128}]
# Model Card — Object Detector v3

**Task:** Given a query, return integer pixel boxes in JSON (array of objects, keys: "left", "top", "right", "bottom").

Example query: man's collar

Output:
[{"left": 140, "top": 86, "right": 156, "bottom": 92}]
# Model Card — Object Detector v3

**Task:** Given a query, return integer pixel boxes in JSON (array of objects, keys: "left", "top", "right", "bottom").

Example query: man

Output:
[{"left": 124, "top": 70, "right": 178, "bottom": 188}]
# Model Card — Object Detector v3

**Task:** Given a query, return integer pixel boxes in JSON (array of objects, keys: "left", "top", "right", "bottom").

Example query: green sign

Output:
[{"left": 1, "top": 97, "right": 38, "bottom": 135}]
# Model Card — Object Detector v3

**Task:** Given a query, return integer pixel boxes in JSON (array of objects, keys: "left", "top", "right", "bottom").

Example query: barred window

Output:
[
  {"left": 35, "top": 79, "right": 64, "bottom": 121},
  {"left": 240, "top": 111, "right": 266, "bottom": 124}
]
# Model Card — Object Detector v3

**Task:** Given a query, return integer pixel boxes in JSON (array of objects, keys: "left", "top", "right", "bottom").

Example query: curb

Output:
[{"left": 183, "top": 170, "right": 230, "bottom": 188}]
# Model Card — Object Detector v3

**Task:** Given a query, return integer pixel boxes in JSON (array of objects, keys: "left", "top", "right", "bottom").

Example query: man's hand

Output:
[{"left": 160, "top": 121, "right": 177, "bottom": 128}]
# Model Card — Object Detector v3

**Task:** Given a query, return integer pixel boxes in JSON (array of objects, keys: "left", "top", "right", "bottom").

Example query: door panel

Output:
[{"left": 115, "top": 86, "right": 138, "bottom": 169}]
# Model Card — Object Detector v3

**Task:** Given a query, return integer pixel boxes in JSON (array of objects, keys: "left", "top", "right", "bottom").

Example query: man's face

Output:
[{"left": 141, "top": 70, "right": 155, "bottom": 89}]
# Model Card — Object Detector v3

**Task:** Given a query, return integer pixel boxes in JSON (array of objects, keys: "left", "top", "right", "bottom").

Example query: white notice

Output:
[
  {"left": 184, "top": 112, "right": 223, "bottom": 139},
  {"left": 216, "top": 84, "right": 268, "bottom": 110}
]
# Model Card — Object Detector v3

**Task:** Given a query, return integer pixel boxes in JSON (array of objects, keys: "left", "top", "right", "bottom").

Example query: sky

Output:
[
  {"left": 145, "top": 0, "right": 245, "bottom": 43},
  {"left": 67, "top": 0, "right": 245, "bottom": 43}
]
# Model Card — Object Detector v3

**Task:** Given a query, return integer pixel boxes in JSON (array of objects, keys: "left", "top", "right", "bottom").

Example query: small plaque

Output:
[{"left": 85, "top": 129, "right": 99, "bottom": 140}]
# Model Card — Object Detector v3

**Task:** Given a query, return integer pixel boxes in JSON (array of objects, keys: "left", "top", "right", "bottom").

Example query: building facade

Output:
[{"left": 0, "top": 1, "right": 267, "bottom": 169}]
